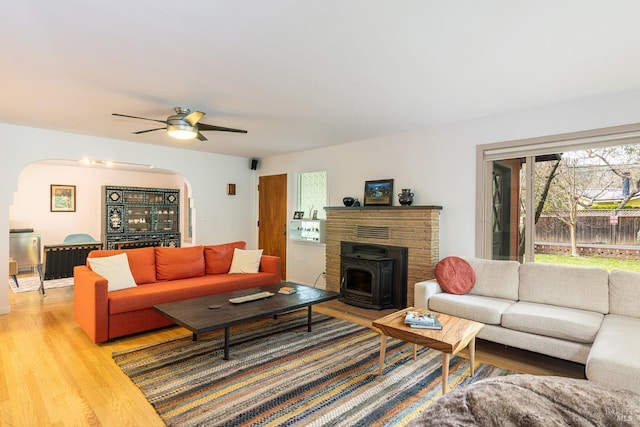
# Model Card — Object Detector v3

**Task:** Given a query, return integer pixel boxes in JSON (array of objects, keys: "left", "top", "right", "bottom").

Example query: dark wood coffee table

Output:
[{"left": 153, "top": 282, "right": 340, "bottom": 360}]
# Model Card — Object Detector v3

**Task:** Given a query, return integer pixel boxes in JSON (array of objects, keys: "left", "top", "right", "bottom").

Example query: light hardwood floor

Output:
[{"left": 1, "top": 285, "right": 585, "bottom": 426}]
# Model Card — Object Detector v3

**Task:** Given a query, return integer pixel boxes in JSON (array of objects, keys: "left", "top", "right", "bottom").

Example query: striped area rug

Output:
[
  {"left": 8, "top": 275, "right": 74, "bottom": 293},
  {"left": 113, "top": 312, "right": 515, "bottom": 426}
]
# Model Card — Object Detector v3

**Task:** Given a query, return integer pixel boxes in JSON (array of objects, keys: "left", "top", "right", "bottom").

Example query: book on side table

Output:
[
  {"left": 278, "top": 286, "right": 297, "bottom": 295},
  {"left": 404, "top": 311, "right": 442, "bottom": 330}
]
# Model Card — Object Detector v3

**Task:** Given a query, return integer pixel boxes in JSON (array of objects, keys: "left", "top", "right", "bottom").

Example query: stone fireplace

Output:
[
  {"left": 340, "top": 241, "right": 408, "bottom": 309},
  {"left": 325, "top": 205, "right": 441, "bottom": 307}
]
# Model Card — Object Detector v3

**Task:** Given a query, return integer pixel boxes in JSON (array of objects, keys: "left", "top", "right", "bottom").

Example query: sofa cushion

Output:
[
  {"left": 204, "top": 241, "right": 246, "bottom": 274},
  {"left": 465, "top": 258, "right": 520, "bottom": 301},
  {"left": 155, "top": 246, "right": 205, "bottom": 281},
  {"left": 87, "top": 253, "right": 137, "bottom": 292},
  {"left": 586, "top": 314, "right": 640, "bottom": 393},
  {"left": 107, "top": 272, "right": 279, "bottom": 314},
  {"left": 502, "top": 301, "right": 603, "bottom": 344},
  {"left": 428, "top": 293, "right": 515, "bottom": 325},
  {"left": 434, "top": 256, "right": 475, "bottom": 295},
  {"left": 519, "top": 263, "right": 609, "bottom": 314},
  {"left": 87, "top": 247, "right": 156, "bottom": 284},
  {"left": 229, "top": 248, "right": 263, "bottom": 273},
  {"left": 609, "top": 270, "right": 640, "bottom": 318}
]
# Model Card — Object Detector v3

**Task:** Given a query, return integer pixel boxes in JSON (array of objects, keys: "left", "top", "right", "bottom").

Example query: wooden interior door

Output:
[{"left": 258, "top": 174, "right": 287, "bottom": 280}]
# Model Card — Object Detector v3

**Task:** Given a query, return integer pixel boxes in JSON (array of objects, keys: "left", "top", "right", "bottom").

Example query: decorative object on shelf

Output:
[
  {"left": 50, "top": 184, "right": 76, "bottom": 212},
  {"left": 343, "top": 197, "right": 355, "bottom": 207},
  {"left": 353, "top": 198, "right": 361, "bottom": 207},
  {"left": 398, "top": 188, "right": 414, "bottom": 206},
  {"left": 293, "top": 211, "right": 304, "bottom": 219},
  {"left": 312, "top": 210, "right": 318, "bottom": 220},
  {"left": 363, "top": 179, "right": 394, "bottom": 206}
]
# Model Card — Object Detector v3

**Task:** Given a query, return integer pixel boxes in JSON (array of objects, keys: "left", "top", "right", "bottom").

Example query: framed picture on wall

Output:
[
  {"left": 364, "top": 179, "right": 394, "bottom": 206},
  {"left": 51, "top": 184, "right": 76, "bottom": 212}
]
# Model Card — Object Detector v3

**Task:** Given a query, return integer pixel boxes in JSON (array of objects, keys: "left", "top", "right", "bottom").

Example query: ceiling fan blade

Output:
[
  {"left": 184, "top": 110, "right": 205, "bottom": 126},
  {"left": 112, "top": 113, "right": 168, "bottom": 125},
  {"left": 196, "top": 132, "right": 208, "bottom": 142},
  {"left": 199, "top": 123, "right": 248, "bottom": 133},
  {"left": 132, "top": 127, "right": 166, "bottom": 135}
]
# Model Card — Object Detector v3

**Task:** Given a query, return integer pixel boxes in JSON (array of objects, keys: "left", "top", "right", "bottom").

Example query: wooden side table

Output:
[{"left": 372, "top": 307, "right": 484, "bottom": 394}]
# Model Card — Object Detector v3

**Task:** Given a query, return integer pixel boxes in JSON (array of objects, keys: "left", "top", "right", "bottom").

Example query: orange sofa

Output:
[{"left": 73, "top": 241, "right": 281, "bottom": 343}]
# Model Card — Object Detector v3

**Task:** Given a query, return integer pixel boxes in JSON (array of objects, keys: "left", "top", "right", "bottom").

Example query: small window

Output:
[{"left": 298, "top": 170, "right": 327, "bottom": 219}]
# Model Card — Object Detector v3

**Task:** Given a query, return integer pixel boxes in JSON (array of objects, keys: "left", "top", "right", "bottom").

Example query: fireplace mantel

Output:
[
  {"left": 324, "top": 206, "right": 441, "bottom": 307},
  {"left": 325, "top": 205, "right": 443, "bottom": 211}
]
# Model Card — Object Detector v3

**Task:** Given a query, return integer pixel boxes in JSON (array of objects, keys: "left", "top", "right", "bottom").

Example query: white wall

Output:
[
  {"left": 259, "top": 89, "right": 640, "bottom": 286},
  {"left": 10, "top": 163, "right": 185, "bottom": 246},
  {"left": 4, "top": 89, "right": 640, "bottom": 313},
  {"left": 1, "top": 124, "right": 257, "bottom": 314}
]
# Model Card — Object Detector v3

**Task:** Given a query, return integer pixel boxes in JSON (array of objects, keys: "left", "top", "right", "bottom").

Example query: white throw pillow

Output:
[
  {"left": 228, "top": 248, "right": 263, "bottom": 274},
  {"left": 88, "top": 253, "right": 138, "bottom": 292}
]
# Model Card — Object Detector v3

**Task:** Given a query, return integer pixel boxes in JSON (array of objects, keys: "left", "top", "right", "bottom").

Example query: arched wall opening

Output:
[
  {"left": 10, "top": 160, "right": 191, "bottom": 249},
  {"left": 1, "top": 124, "right": 259, "bottom": 314}
]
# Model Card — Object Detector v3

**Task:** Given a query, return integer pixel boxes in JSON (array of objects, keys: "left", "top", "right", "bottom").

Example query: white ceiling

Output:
[{"left": 3, "top": 1, "right": 640, "bottom": 159}]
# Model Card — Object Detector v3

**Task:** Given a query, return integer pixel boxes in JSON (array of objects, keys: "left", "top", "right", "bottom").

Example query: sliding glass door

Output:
[{"left": 477, "top": 123, "right": 640, "bottom": 264}]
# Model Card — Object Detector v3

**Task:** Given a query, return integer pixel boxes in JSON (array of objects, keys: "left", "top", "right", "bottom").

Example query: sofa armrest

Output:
[
  {"left": 73, "top": 265, "right": 110, "bottom": 343},
  {"left": 414, "top": 279, "right": 443, "bottom": 310},
  {"left": 259, "top": 255, "right": 282, "bottom": 282}
]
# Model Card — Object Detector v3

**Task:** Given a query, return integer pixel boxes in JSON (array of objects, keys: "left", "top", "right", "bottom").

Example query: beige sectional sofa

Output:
[{"left": 414, "top": 258, "right": 640, "bottom": 393}]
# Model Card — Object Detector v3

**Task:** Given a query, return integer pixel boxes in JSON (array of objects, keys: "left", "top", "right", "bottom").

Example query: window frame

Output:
[{"left": 476, "top": 123, "right": 640, "bottom": 260}]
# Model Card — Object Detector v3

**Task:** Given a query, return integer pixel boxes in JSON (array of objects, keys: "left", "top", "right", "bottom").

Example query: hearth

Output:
[{"left": 340, "top": 241, "right": 408, "bottom": 310}]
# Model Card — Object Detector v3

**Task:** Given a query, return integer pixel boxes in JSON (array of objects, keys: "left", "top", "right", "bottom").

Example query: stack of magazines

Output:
[{"left": 404, "top": 311, "right": 442, "bottom": 330}]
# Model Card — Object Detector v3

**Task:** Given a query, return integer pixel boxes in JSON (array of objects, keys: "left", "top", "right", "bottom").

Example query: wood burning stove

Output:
[{"left": 340, "top": 241, "right": 408, "bottom": 309}]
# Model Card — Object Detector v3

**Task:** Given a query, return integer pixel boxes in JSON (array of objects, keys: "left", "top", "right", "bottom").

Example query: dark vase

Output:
[
  {"left": 343, "top": 197, "right": 355, "bottom": 207},
  {"left": 398, "top": 189, "right": 414, "bottom": 206}
]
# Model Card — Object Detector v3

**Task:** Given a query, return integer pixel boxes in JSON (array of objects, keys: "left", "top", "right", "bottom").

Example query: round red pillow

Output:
[{"left": 434, "top": 256, "right": 476, "bottom": 295}]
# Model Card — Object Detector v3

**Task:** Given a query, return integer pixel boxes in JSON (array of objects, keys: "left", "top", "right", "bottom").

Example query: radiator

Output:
[{"left": 43, "top": 242, "right": 103, "bottom": 280}]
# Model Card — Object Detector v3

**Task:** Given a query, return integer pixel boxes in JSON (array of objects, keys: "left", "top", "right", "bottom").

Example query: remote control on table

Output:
[{"left": 229, "top": 291, "right": 275, "bottom": 304}]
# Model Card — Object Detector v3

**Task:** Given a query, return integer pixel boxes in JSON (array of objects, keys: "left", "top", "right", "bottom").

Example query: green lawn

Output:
[{"left": 535, "top": 253, "right": 640, "bottom": 272}]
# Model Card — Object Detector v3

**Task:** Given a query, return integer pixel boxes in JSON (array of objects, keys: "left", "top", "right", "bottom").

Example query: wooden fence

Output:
[{"left": 536, "top": 210, "right": 640, "bottom": 246}]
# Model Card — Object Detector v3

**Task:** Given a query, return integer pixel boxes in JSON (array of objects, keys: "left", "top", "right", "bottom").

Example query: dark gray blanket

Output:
[{"left": 408, "top": 374, "right": 640, "bottom": 426}]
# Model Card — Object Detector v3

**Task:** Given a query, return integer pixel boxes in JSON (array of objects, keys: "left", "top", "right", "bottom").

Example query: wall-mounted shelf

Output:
[{"left": 290, "top": 219, "right": 325, "bottom": 243}]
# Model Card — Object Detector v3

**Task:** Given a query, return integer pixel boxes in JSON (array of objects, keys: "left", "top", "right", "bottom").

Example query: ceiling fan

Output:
[{"left": 112, "top": 107, "right": 247, "bottom": 142}]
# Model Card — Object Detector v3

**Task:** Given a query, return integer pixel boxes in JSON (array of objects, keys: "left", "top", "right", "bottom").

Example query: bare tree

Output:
[
  {"left": 542, "top": 153, "right": 612, "bottom": 256},
  {"left": 518, "top": 159, "right": 560, "bottom": 259}
]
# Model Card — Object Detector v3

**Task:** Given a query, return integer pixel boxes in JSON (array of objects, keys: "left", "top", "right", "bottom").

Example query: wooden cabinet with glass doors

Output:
[{"left": 101, "top": 185, "right": 180, "bottom": 249}]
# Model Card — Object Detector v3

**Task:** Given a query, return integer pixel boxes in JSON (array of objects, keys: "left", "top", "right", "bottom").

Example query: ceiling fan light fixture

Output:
[
  {"left": 113, "top": 108, "right": 247, "bottom": 141},
  {"left": 167, "top": 123, "right": 197, "bottom": 140}
]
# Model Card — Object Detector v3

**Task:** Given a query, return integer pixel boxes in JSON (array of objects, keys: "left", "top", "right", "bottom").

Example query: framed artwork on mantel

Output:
[
  {"left": 50, "top": 184, "right": 76, "bottom": 212},
  {"left": 364, "top": 179, "right": 393, "bottom": 206}
]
